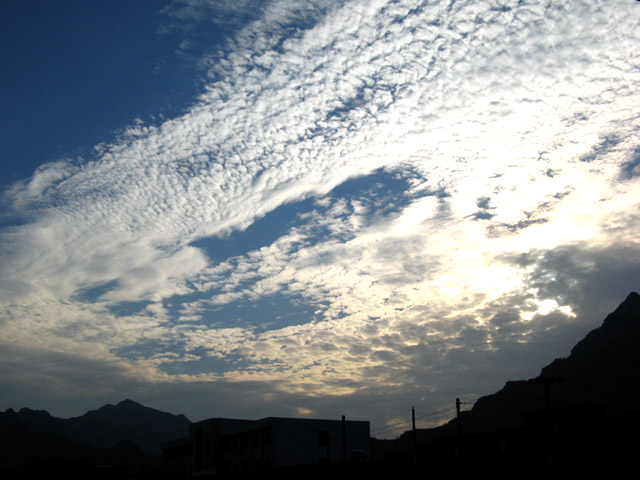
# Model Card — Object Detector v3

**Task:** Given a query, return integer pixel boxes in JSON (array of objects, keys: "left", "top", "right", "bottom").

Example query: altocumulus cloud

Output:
[{"left": 1, "top": 0, "right": 639, "bottom": 430}]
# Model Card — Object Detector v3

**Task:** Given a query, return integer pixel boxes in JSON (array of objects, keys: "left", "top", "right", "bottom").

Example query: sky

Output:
[{"left": 1, "top": 0, "right": 639, "bottom": 438}]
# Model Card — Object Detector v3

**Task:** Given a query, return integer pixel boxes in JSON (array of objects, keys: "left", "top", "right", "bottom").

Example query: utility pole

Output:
[
  {"left": 456, "top": 398, "right": 462, "bottom": 438},
  {"left": 456, "top": 398, "right": 463, "bottom": 460},
  {"left": 341, "top": 415, "right": 347, "bottom": 463},
  {"left": 412, "top": 406, "right": 416, "bottom": 453}
]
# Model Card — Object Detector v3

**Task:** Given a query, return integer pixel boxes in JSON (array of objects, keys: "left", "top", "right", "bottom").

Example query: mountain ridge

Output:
[
  {"left": 0, "top": 398, "right": 191, "bottom": 456},
  {"left": 408, "top": 291, "right": 640, "bottom": 440}
]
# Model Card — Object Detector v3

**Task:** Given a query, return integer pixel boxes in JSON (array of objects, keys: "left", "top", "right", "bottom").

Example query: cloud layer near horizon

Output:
[{"left": 1, "top": 0, "right": 639, "bottom": 431}]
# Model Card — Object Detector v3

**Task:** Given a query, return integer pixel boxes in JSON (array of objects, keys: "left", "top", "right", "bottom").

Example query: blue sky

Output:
[{"left": 1, "top": 0, "right": 639, "bottom": 437}]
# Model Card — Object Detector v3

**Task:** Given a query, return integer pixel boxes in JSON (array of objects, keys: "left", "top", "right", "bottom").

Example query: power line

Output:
[
  {"left": 415, "top": 406, "right": 453, "bottom": 420},
  {"left": 371, "top": 419, "right": 410, "bottom": 433},
  {"left": 371, "top": 405, "right": 455, "bottom": 433}
]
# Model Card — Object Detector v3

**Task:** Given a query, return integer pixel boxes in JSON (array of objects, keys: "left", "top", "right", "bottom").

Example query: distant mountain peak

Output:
[
  {"left": 613, "top": 290, "right": 640, "bottom": 314},
  {"left": 116, "top": 399, "right": 144, "bottom": 408},
  {"left": 415, "top": 291, "right": 640, "bottom": 438},
  {"left": 556, "top": 290, "right": 640, "bottom": 365},
  {"left": 1, "top": 399, "right": 191, "bottom": 456},
  {"left": 17, "top": 407, "right": 53, "bottom": 418}
]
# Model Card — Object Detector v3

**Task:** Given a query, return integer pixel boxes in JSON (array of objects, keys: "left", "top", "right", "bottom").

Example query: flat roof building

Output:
[{"left": 162, "top": 416, "right": 370, "bottom": 477}]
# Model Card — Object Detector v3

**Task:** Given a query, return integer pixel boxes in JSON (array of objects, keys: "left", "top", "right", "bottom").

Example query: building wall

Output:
[
  {"left": 267, "top": 418, "right": 370, "bottom": 467},
  {"left": 165, "top": 416, "right": 370, "bottom": 476},
  {"left": 190, "top": 418, "right": 255, "bottom": 475}
]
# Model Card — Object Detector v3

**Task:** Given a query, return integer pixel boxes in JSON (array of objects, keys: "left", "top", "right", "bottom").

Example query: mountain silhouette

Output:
[
  {"left": 61, "top": 398, "right": 191, "bottom": 454},
  {"left": 0, "top": 398, "right": 191, "bottom": 469},
  {"left": 405, "top": 291, "right": 640, "bottom": 441}
]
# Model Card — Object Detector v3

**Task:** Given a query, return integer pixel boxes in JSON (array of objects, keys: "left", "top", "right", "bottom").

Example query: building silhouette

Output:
[{"left": 163, "top": 416, "right": 370, "bottom": 477}]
